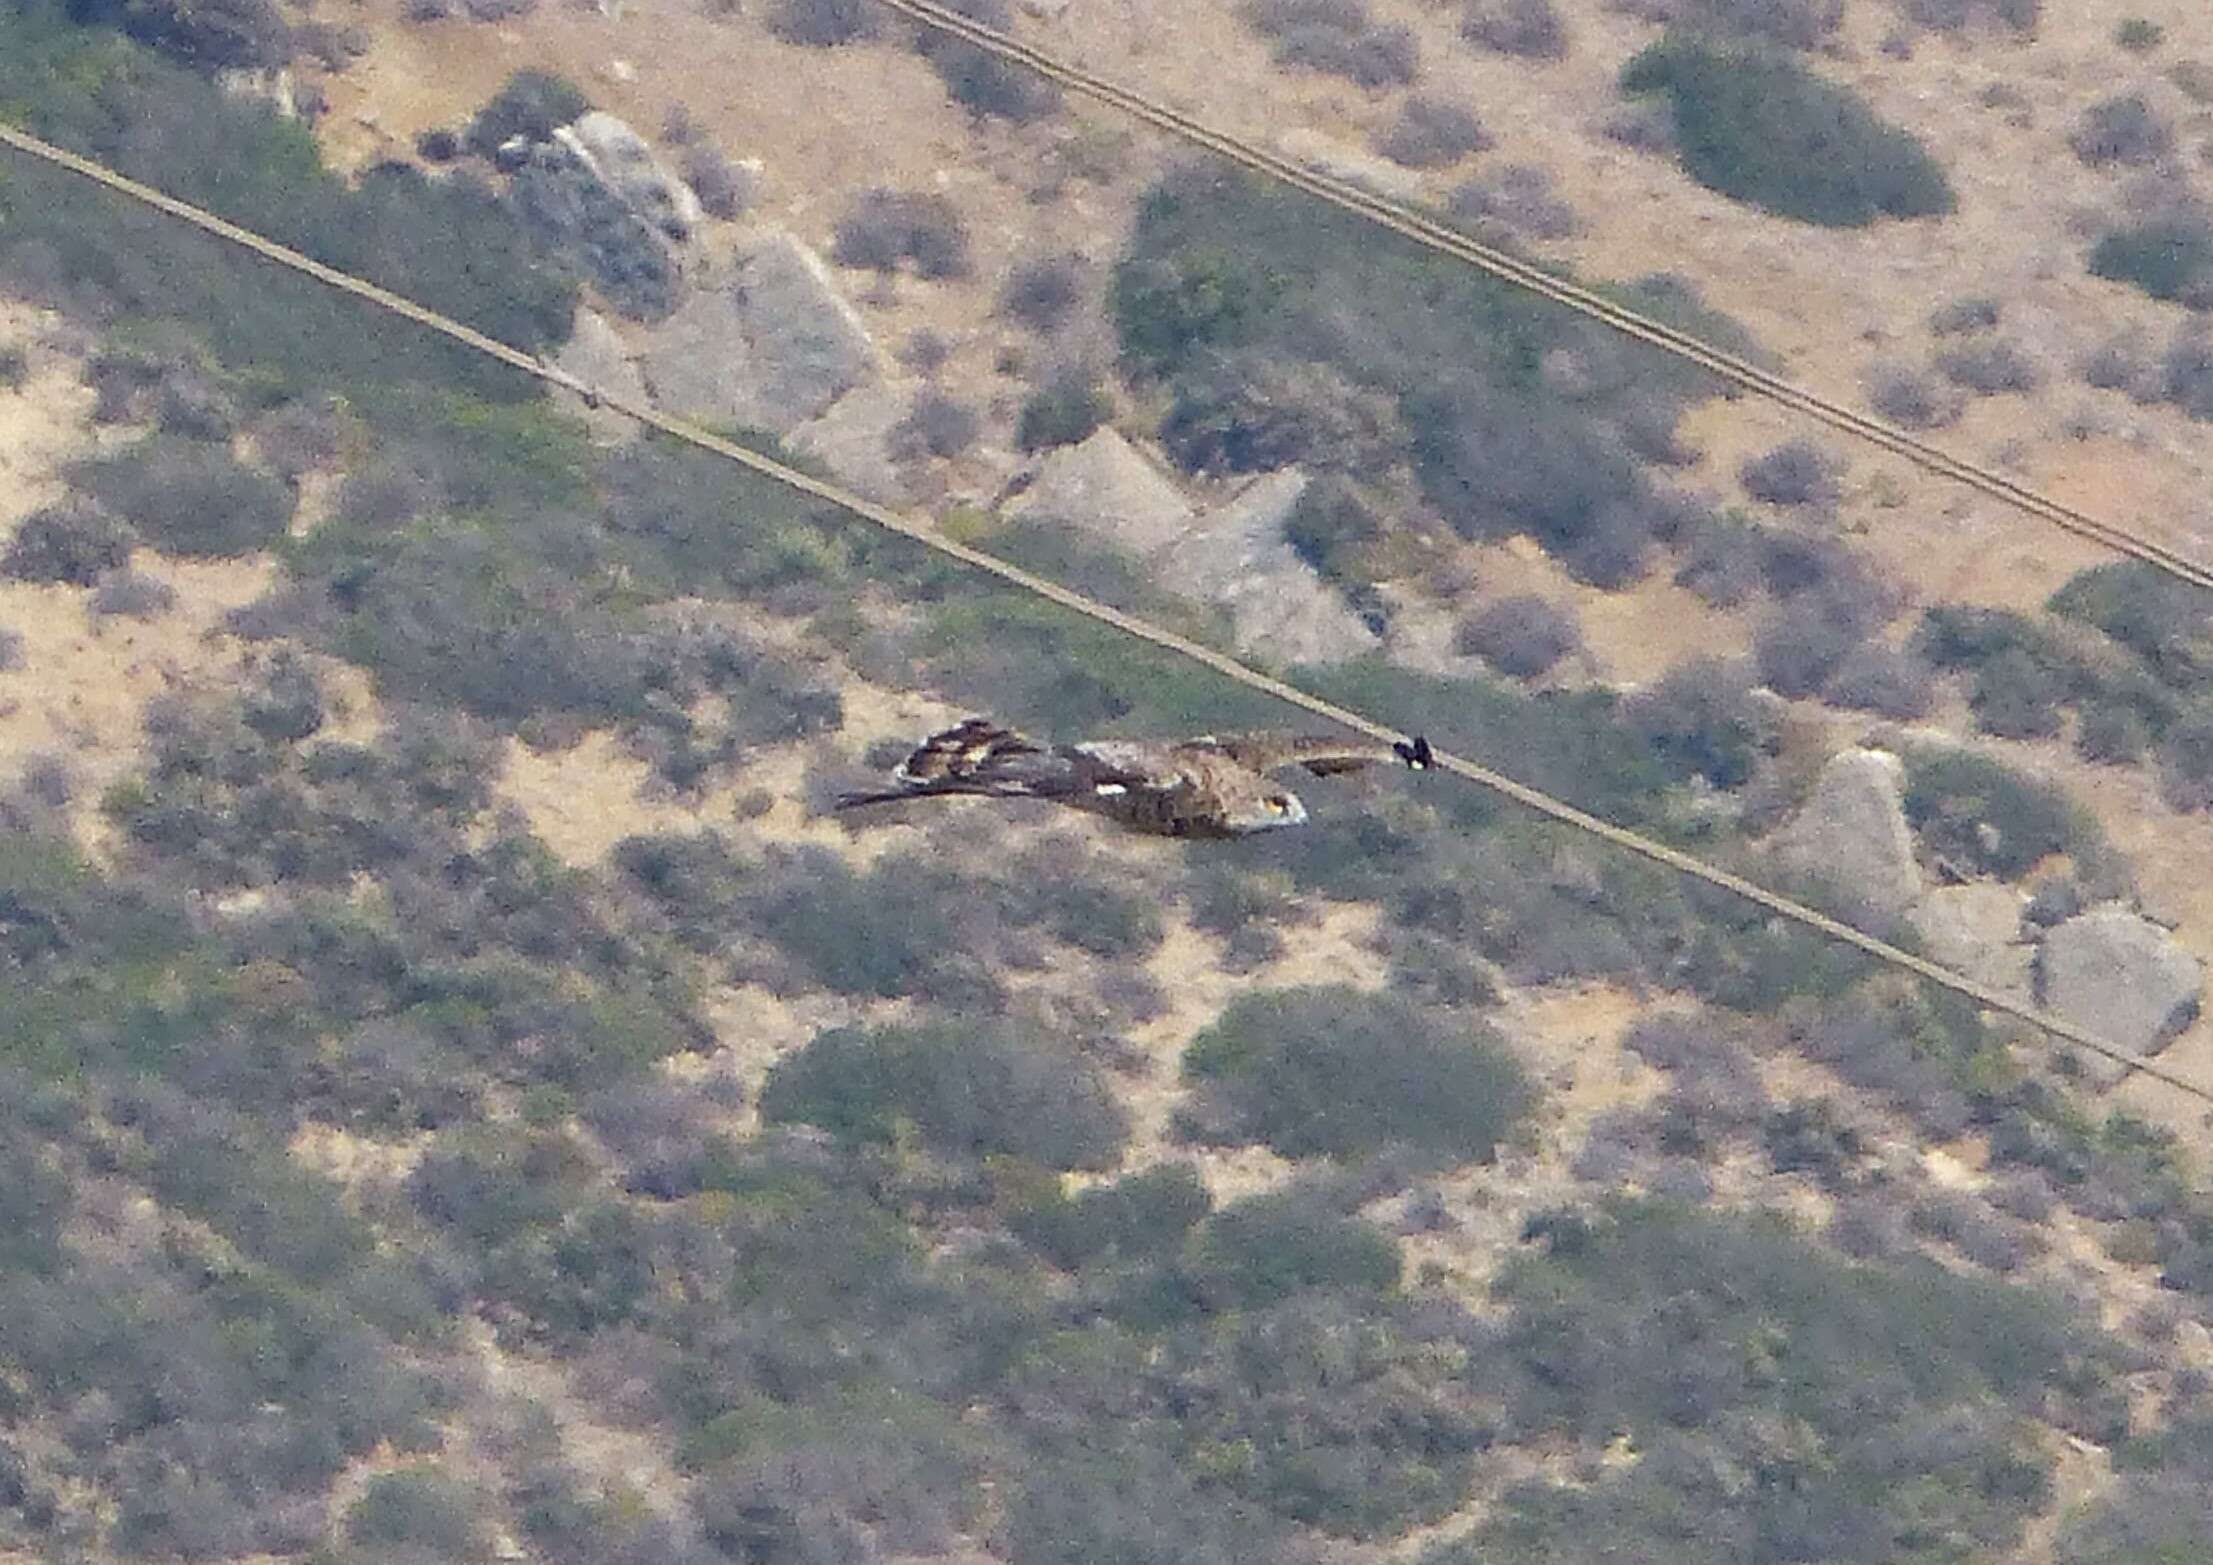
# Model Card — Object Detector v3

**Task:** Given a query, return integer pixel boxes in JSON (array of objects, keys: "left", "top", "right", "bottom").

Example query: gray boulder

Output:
[
  {"left": 787, "top": 382, "right": 917, "bottom": 507},
  {"left": 1162, "top": 468, "right": 1379, "bottom": 666},
  {"left": 552, "top": 306, "right": 649, "bottom": 438},
  {"left": 1005, "top": 428, "right": 1194, "bottom": 552},
  {"left": 2036, "top": 906, "right": 2203, "bottom": 1086},
  {"left": 1908, "top": 883, "right": 2033, "bottom": 999},
  {"left": 1773, "top": 748, "right": 1922, "bottom": 918},
  {"left": 638, "top": 231, "right": 879, "bottom": 434}
]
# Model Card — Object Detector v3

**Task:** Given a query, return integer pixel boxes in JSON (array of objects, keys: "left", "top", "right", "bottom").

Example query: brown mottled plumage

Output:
[{"left": 836, "top": 718, "right": 1431, "bottom": 838}]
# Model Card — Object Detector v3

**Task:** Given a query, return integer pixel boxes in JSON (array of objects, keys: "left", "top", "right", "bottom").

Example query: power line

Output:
[
  {"left": 877, "top": 0, "right": 2213, "bottom": 596},
  {"left": 1, "top": 118, "right": 2208, "bottom": 1107}
]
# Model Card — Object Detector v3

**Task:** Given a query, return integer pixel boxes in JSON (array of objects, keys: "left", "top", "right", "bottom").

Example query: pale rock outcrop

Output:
[
  {"left": 1773, "top": 748, "right": 1922, "bottom": 917},
  {"left": 564, "top": 112, "right": 705, "bottom": 241},
  {"left": 639, "top": 231, "right": 879, "bottom": 434},
  {"left": 2036, "top": 905, "right": 2203, "bottom": 1087},
  {"left": 1161, "top": 468, "right": 1379, "bottom": 666},
  {"left": 510, "top": 113, "right": 696, "bottom": 320},
  {"left": 1908, "top": 883, "right": 2033, "bottom": 999},
  {"left": 788, "top": 382, "right": 918, "bottom": 507},
  {"left": 552, "top": 306, "right": 649, "bottom": 439},
  {"left": 1004, "top": 428, "right": 1195, "bottom": 552}
]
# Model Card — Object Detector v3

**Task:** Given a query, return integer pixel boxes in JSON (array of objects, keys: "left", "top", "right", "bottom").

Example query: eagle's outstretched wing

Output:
[
  {"left": 836, "top": 719, "right": 1153, "bottom": 810},
  {"left": 1192, "top": 732, "right": 1434, "bottom": 777}
]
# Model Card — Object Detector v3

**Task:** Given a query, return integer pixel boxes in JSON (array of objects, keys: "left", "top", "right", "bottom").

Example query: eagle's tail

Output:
[{"left": 891, "top": 718, "right": 1046, "bottom": 786}]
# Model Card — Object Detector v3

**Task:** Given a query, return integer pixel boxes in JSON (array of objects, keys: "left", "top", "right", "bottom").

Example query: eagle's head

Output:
[{"left": 1228, "top": 789, "right": 1310, "bottom": 834}]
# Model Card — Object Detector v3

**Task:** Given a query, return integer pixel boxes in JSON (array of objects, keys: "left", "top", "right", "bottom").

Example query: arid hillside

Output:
[{"left": 6, "top": 1, "right": 2213, "bottom": 1563}]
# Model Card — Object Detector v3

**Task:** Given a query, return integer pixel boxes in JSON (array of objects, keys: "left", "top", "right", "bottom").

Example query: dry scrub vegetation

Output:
[{"left": 6, "top": 2, "right": 2213, "bottom": 1563}]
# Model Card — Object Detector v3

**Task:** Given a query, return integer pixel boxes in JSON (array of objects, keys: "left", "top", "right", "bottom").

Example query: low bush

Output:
[
  {"left": 1868, "top": 365, "right": 1956, "bottom": 429},
  {"left": 2090, "top": 213, "right": 2213, "bottom": 303},
  {"left": 1676, "top": 0, "right": 1843, "bottom": 49},
  {"left": 1822, "top": 641, "right": 1934, "bottom": 718},
  {"left": 893, "top": 390, "right": 981, "bottom": 461},
  {"left": 2076, "top": 703, "right": 2151, "bottom": 764},
  {"left": 914, "top": 0, "right": 1063, "bottom": 121},
  {"left": 84, "top": 0, "right": 291, "bottom": 70},
  {"left": 766, "top": 0, "right": 880, "bottom": 45},
  {"left": 1001, "top": 255, "right": 1083, "bottom": 332},
  {"left": 2116, "top": 16, "right": 2164, "bottom": 51},
  {"left": 1248, "top": 0, "right": 1421, "bottom": 87},
  {"left": 833, "top": 189, "right": 973, "bottom": 279},
  {"left": 1620, "top": 36, "right": 1953, "bottom": 226},
  {"left": 1753, "top": 582, "right": 1883, "bottom": 698},
  {"left": 346, "top": 1466, "right": 484, "bottom": 1556},
  {"left": 1463, "top": 0, "right": 1568, "bottom": 61},
  {"left": 1190, "top": 1184, "right": 1401, "bottom": 1306},
  {"left": 2070, "top": 93, "right": 2174, "bottom": 168},
  {"left": 1282, "top": 474, "right": 1385, "bottom": 585},
  {"left": 1, "top": 501, "right": 135, "bottom": 585},
  {"left": 1375, "top": 97, "right": 1491, "bottom": 168},
  {"left": 2048, "top": 559, "right": 2212, "bottom": 690},
  {"left": 1628, "top": 655, "right": 1779, "bottom": 788},
  {"left": 464, "top": 68, "right": 589, "bottom": 156},
  {"left": 1902, "top": 0, "right": 2041, "bottom": 32},
  {"left": 1181, "top": 985, "right": 1533, "bottom": 1163},
  {"left": 73, "top": 438, "right": 291, "bottom": 558},
  {"left": 1456, "top": 594, "right": 1582, "bottom": 678},
  {"left": 1160, "top": 351, "right": 1403, "bottom": 477},
  {"left": 1447, "top": 164, "right": 1580, "bottom": 241},
  {"left": 1970, "top": 646, "right": 2067, "bottom": 738},
  {"left": 87, "top": 567, "right": 178, "bottom": 618},
  {"left": 1738, "top": 437, "right": 1838, "bottom": 506},
  {"left": 1929, "top": 295, "right": 2002, "bottom": 335},
  {"left": 1017, "top": 367, "right": 1111, "bottom": 451},
  {"left": 1013, "top": 1162, "right": 1211, "bottom": 1269},
  {"left": 1903, "top": 747, "right": 2103, "bottom": 879},
  {"left": 1935, "top": 340, "right": 2042, "bottom": 395},
  {"left": 682, "top": 144, "right": 752, "bottom": 220},
  {"left": 2158, "top": 702, "right": 2213, "bottom": 811},
  {"left": 761, "top": 1020, "right": 1129, "bottom": 1169}
]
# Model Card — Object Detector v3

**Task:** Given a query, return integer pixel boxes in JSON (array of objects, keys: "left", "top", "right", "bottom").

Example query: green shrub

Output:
[
  {"left": 2076, "top": 703, "right": 2151, "bottom": 765},
  {"left": 1112, "top": 244, "right": 1280, "bottom": 379},
  {"left": 761, "top": 1021, "right": 1130, "bottom": 1170},
  {"left": 1902, "top": 747, "right": 2104, "bottom": 880},
  {"left": 2115, "top": 16, "right": 2164, "bottom": 51},
  {"left": 1, "top": 501, "right": 136, "bottom": 585},
  {"left": 1165, "top": 1293, "right": 1494, "bottom": 1537},
  {"left": 2089, "top": 214, "right": 2213, "bottom": 302},
  {"left": 346, "top": 1465, "right": 483, "bottom": 1554},
  {"left": 0, "top": 9, "right": 574, "bottom": 397},
  {"left": 1970, "top": 646, "right": 2067, "bottom": 738},
  {"left": 1620, "top": 36, "right": 1953, "bottom": 226},
  {"left": 1447, "top": 1198, "right": 2111, "bottom": 1565},
  {"left": 81, "top": 0, "right": 292, "bottom": 71},
  {"left": 1182, "top": 986, "right": 1532, "bottom": 1163},
  {"left": 2158, "top": 701, "right": 2213, "bottom": 811},
  {"left": 2049, "top": 560, "right": 2213, "bottom": 691},
  {"left": 73, "top": 437, "right": 290, "bottom": 558},
  {"left": 1622, "top": 657, "right": 1772, "bottom": 788},
  {"left": 1190, "top": 1185, "right": 1400, "bottom": 1306},
  {"left": 464, "top": 68, "right": 590, "bottom": 157},
  {"left": 1015, "top": 368, "right": 1111, "bottom": 451},
  {"left": 1013, "top": 1163, "right": 1212, "bottom": 1269}
]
